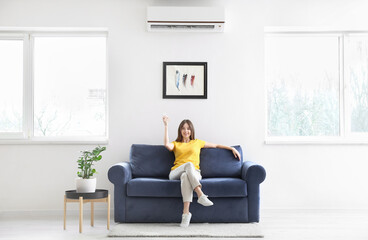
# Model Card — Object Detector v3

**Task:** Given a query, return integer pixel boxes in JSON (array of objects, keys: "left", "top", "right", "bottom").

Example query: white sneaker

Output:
[
  {"left": 197, "top": 194, "right": 214, "bottom": 206},
  {"left": 180, "top": 212, "right": 192, "bottom": 227}
]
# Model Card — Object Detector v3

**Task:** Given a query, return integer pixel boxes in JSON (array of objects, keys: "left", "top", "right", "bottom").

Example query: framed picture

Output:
[{"left": 163, "top": 62, "right": 207, "bottom": 99}]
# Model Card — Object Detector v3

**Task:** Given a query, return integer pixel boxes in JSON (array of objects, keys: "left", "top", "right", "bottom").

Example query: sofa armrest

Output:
[
  {"left": 241, "top": 161, "right": 266, "bottom": 184},
  {"left": 242, "top": 161, "right": 266, "bottom": 223},
  {"left": 108, "top": 162, "right": 132, "bottom": 185},
  {"left": 108, "top": 162, "right": 132, "bottom": 223}
]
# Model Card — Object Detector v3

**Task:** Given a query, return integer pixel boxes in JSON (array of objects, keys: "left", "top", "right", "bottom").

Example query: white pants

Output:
[{"left": 169, "top": 162, "right": 202, "bottom": 203}]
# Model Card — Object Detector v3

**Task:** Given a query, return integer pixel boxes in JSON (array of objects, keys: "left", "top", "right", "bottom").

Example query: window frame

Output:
[
  {"left": 0, "top": 28, "right": 108, "bottom": 144},
  {"left": 265, "top": 27, "right": 368, "bottom": 144}
]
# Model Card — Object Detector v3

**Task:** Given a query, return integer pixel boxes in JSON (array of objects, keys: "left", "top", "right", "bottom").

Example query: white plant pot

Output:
[{"left": 76, "top": 178, "right": 97, "bottom": 193}]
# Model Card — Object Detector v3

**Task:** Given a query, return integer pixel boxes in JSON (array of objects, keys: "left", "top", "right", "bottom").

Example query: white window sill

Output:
[
  {"left": 0, "top": 138, "right": 108, "bottom": 145},
  {"left": 265, "top": 137, "right": 368, "bottom": 145}
]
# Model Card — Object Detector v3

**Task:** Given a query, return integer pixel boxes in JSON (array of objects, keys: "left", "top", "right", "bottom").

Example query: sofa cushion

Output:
[
  {"left": 200, "top": 145, "right": 243, "bottom": 178},
  {"left": 130, "top": 144, "right": 174, "bottom": 178},
  {"left": 127, "top": 177, "right": 247, "bottom": 198}
]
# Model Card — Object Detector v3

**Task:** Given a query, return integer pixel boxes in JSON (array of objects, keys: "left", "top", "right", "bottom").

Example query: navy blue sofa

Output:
[{"left": 108, "top": 144, "right": 266, "bottom": 223}]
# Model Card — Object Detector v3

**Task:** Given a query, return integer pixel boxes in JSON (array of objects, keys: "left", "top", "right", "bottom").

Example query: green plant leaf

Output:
[{"left": 77, "top": 145, "right": 106, "bottom": 178}]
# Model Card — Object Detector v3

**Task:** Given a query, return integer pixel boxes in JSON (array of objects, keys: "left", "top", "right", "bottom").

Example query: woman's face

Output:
[{"left": 181, "top": 123, "right": 191, "bottom": 139}]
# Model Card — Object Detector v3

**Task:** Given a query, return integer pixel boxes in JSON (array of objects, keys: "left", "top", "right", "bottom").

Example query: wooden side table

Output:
[{"left": 64, "top": 189, "right": 110, "bottom": 233}]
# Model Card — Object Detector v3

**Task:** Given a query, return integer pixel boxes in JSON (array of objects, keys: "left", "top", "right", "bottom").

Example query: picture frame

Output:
[{"left": 163, "top": 62, "right": 207, "bottom": 99}]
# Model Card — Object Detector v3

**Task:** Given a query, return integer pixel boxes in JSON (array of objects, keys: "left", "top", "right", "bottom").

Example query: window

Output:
[
  {"left": 345, "top": 35, "right": 368, "bottom": 134},
  {"left": 33, "top": 37, "right": 106, "bottom": 137},
  {"left": 0, "top": 38, "right": 23, "bottom": 136},
  {"left": 0, "top": 30, "right": 107, "bottom": 143},
  {"left": 266, "top": 29, "right": 368, "bottom": 143}
]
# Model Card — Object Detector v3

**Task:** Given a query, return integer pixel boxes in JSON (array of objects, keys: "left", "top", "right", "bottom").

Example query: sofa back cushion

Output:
[
  {"left": 129, "top": 144, "right": 243, "bottom": 178},
  {"left": 200, "top": 145, "right": 243, "bottom": 178},
  {"left": 130, "top": 144, "right": 174, "bottom": 178}
]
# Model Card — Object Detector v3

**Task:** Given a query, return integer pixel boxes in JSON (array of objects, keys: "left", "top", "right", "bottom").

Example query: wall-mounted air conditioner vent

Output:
[{"left": 147, "top": 7, "right": 225, "bottom": 32}]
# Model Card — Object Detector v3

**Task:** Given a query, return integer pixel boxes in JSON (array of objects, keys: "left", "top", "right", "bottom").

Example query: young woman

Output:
[{"left": 163, "top": 116, "right": 241, "bottom": 227}]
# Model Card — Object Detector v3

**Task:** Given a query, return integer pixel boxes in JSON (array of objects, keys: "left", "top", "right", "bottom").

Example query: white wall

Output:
[{"left": 1, "top": 0, "right": 368, "bottom": 212}]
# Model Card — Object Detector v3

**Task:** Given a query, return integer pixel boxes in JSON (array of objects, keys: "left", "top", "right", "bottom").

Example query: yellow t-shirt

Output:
[{"left": 171, "top": 139, "right": 206, "bottom": 171}]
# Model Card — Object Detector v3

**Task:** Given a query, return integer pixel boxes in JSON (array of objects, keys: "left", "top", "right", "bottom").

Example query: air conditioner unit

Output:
[{"left": 147, "top": 7, "right": 225, "bottom": 32}]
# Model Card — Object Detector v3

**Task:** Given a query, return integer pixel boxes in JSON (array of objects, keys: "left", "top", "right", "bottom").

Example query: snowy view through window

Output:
[
  {"left": 33, "top": 37, "right": 106, "bottom": 137},
  {"left": 345, "top": 36, "right": 368, "bottom": 133},
  {"left": 0, "top": 40, "right": 23, "bottom": 133},
  {"left": 266, "top": 35, "right": 340, "bottom": 136}
]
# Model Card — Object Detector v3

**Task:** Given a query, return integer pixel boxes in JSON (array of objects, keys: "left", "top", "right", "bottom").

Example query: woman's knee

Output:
[{"left": 184, "top": 162, "right": 195, "bottom": 172}]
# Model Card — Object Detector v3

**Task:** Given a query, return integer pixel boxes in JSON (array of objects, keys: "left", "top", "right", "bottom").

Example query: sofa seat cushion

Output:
[{"left": 127, "top": 177, "right": 247, "bottom": 198}]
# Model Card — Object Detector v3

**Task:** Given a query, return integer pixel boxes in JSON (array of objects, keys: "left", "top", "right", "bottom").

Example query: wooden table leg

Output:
[
  {"left": 91, "top": 202, "right": 94, "bottom": 227},
  {"left": 79, "top": 196, "right": 83, "bottom": 233},
  {"left": 63, "top": 195, "right": 66, "bottom": 230},
  {"left": 107, "top": 194, "right": 110, "bottom": 230}
]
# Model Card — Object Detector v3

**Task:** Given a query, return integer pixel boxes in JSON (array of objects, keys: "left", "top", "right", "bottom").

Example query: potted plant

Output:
[{"left": 76, "top": 146, "right": 106, "bottom": 193}]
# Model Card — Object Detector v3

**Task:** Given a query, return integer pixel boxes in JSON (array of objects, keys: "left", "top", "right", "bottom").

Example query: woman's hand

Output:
[
  {"left": 163, "top": 115, "right": 174, "bottom": 151},
  {"left": 231, "top": 147, "right": 241, "bottom": 160},
  {"left": 163, "top": 115, "right": 169, "bottom": 126}
]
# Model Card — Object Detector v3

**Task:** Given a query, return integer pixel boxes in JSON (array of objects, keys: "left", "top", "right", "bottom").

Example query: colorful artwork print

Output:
[
  {"left": 168, "top": 66, "right": 201, "bottom": 94},
  {"left": 163, "top": 62, "right": 207, "bottom": 99},
  {"left": 174, "top": 71, "right": 195, "bottom": 91}
]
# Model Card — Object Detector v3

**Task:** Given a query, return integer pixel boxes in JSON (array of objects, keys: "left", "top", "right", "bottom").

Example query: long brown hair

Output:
[{"left": 175, "top": 119, "right": 195, "bottom": 142}]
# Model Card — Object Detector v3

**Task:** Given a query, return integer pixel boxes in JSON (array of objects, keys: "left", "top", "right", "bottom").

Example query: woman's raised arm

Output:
[{"left": 163, "top": 115, "right": 174, "bottom": 151}]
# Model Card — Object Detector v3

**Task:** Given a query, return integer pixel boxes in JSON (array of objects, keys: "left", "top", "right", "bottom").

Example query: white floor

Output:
[{"left": 1, "top": 209, "right": 368, "bottom": 240}]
